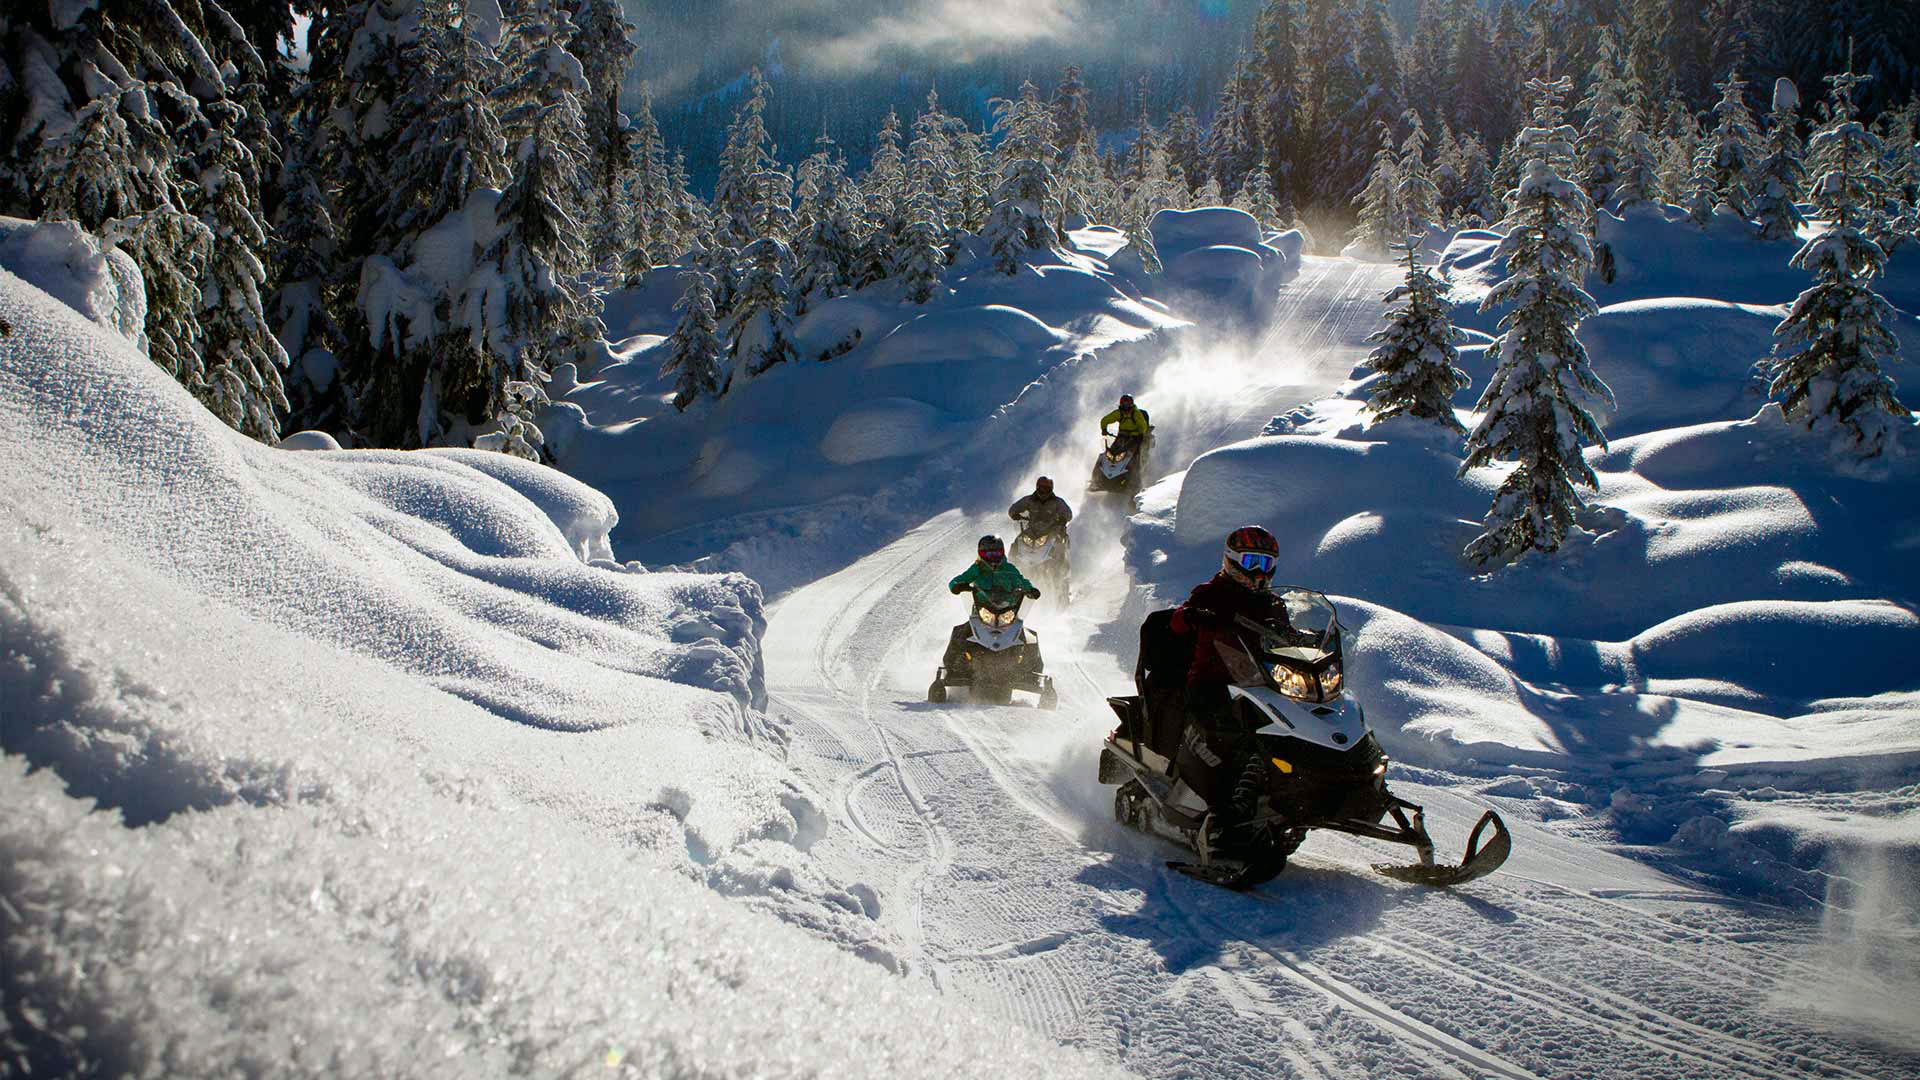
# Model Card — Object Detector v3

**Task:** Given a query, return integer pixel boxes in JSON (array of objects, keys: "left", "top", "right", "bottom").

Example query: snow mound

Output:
[
  {"left": 820, "top": 396, "right": 959, "bottom": 465},
  {"left": 865, "top": 304, "right": 1060, "bottom": 368},
  {"left": 0, "top": 218, "right": 146, "bottom": 346},
  {"left": 276, "top": 429, "right": 342, "bottom": 451}
]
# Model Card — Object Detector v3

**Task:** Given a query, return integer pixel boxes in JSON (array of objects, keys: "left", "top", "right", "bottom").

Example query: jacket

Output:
[
  {"left": 1168, "top": 572, "right": 1287, "bottom": 685},
  {"left": 949, "top": 559, "right": 1040, "bottom": 599},
  {"left": 1100, "top": 407, "right": 1152, "bottom": 437},
  {"left": 1009, "top": 492, "right": 1073, "bottom": 536}
]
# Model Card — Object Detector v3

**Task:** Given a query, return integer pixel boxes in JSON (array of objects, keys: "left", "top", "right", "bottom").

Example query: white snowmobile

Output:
[
  {"left": 1098, "top": 588, "right": 1510, "bottom": 889},
  {"left": 929, "top": 588, "right": 1058, "bottom": 708},
  {"left": 1011, "top": 527, "right": 1070, "bottom": 604},
  {"left": 1088, "top": 434, "right": 1145, "bottom": 494}
]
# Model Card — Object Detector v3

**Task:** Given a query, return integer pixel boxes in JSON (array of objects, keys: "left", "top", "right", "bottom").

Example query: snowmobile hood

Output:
[{"left": 1229, "top": 685, "right": 1368, "bottom": 752}]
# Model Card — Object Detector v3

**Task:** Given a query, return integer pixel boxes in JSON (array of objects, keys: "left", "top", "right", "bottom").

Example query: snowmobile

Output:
[
  {"left": 1097, "top": 588, "right": 1510, "bottom": 889},
  {"left": 929, "top": 588, "right": 1058, "bottom": 708},
  {"left": 1011, "top": 526, "right": 1070, "bottom": 604},
  {"left": 1088, "top": 434, "right": 1146, "bottom": 493}
]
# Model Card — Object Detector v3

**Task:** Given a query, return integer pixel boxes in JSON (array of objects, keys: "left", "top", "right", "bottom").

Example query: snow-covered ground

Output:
[{"left": 6, "top": 204, "right": 1920, "bottom": 1077}]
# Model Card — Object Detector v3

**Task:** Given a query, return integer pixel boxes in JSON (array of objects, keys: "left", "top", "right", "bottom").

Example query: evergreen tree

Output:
[
  {"left": 1397, "top": 111, "right": 1441, "bottom": 239},
  {"left": 791, "top": 132, "right": 854, "bottom": 313},
  {"left": 1052, "top": 65, "right": 1090, "bottom": 163},
  {"left": 1206, "top": 60, "right": 1264, "bottom": 197},
  {"left": 984, "top": 82, "right": 1060, "bottom": 275},
  {"left": 1751, "top": 77, "right": 1808, "bottom": 241},
  {"left": 730, "top": 234, "right": 797, "bottom": 375},
  {"left": 569, "top": 0, "right": 636, "bottom": 270},
  {"left": 1366, "top": 242, "right": 1470, "bottom": 434},
  {"left": 1763, "top": 65, "right": 1908, "bottom": 457},
  {"left": 662, "top": 256, "right": 724, "bottom": 410},
  {"left": 713, "top": 68, "right": 776, "bottom": 253},
  {"left": 1162, "top": 106, "right": 1206, "bottom": 190},
  {"left": 195, "top": 95, "right": 291, "bottom": 442},
  {"left": 1235, "top": 162, "right": 1283, "bottom": 231},
  {"left": 1255, "top": 0, "right": 1305, "bottom": 206},
  {"left": 1458, "top": 75, "right": 1614, "bottom": 567},
  {"left": 1576, "top": 29, "right": 1630, "bottom": 210},
  {"left": 622, "top": 83, "right": 672, "bottom": 281},
  {"left": 852, "top": 109, "right": 906, "bottom": 287},
  {"left": 1703, "top": 70, "right": 1760, "bottom": 217},
  {"left": 1454, "top": 133, "right": 1501, "bottom": 226},
  {"left": 1612, "top": 104, "right": 1666, "bottom": 211},
  {"left": 1349, "top": 124, "right": 1405, "bottom": 254}
]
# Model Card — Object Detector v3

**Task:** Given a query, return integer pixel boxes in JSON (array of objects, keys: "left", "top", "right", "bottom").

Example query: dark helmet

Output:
[
  {"left": 1119, "top": 394, "right": 1136, "bottom": 411},
  {"left": 1034, "top": 476, "right": 1054, "bottom": 496},
  {"left": 1222, "top": 525, "right": 1279, "bottom": 587},
  {"left": 978, "top": 534, "right": 1006, "bottom": 564}
]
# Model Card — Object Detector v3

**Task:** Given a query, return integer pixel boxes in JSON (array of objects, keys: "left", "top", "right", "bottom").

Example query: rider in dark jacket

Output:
[
  {"left": 1168, "top": 525, "right": 1287, "bottom": 843},
  {"left": 1008, "top": 476, "right": 1073, "bottom": 537}
]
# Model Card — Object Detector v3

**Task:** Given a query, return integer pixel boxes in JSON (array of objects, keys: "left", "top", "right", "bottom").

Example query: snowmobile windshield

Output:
[{"left": 1264, "top": 588, "right": 1340, "bottom": 664}]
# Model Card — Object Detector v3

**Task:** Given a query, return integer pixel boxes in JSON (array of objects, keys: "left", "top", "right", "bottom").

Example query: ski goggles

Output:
[{"left": 1234, "top": 551, "right": 1276, "bottom": 574}]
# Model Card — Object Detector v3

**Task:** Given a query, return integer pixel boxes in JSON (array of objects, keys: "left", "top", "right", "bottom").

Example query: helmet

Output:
[
  {"left": 1119, "top": 394, "right": 1136, "bottom": 410},
  {"left": 978, "top": 534, "right": 1006, "bottom": 564},
  {"left": 1034, "top": 476, "right": 1054, "bottom": 496},
  {"left": 1222, "top": 525, "right": 1279, "bottom": 587}
]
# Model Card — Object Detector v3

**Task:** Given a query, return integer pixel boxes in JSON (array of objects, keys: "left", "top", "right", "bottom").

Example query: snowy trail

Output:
[{"left": 759, "top": 260, "right": 1920, "bottom": 1078}]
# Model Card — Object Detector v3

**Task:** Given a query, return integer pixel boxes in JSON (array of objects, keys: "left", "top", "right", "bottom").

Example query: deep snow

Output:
[{"left": 6, "top": 199, "right": 1920, "bottom": 1078}]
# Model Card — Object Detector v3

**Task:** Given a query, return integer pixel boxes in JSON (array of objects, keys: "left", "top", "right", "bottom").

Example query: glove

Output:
[
  {"left": 1027, "top": 587, "right": 1042, "bottom": 599},
  {"left": 950, "top": 582, "right": 968, "bottom": 595}
]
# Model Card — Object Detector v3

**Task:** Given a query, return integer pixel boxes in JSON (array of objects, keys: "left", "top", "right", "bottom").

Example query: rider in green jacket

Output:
[{"left": 949, "top": 535, "right": 1042, "bottom": 599}]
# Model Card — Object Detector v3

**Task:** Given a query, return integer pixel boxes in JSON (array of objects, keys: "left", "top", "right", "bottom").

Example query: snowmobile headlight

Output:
[
  {"left": 978, "top": 606, "right": 1015, "bottom": 628},
  {"left": 1320, "top": 663, "right": 1343, "bottom": 697},
  {"left": 1271, "top": 663, "right": 1312, "bottom": 700}
]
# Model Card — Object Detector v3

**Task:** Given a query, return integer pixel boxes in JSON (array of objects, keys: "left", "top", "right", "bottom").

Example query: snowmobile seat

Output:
[{"left": 1135, "top": 607, "right": 1194, "bottom": 762}]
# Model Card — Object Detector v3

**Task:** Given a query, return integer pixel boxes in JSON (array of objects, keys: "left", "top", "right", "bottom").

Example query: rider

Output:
[
  {"left": 1167, "top": 526, "right": 1288, "bottom": 847},
  {"left": 948, "top": 534, "right": 1042, "bottom": 602},
  {"left": 1008, "top": 476, "right": 1073, "bottom": 541},
  {"left": 1099, "top": 394, "right": 1153, "bottom": 450}
]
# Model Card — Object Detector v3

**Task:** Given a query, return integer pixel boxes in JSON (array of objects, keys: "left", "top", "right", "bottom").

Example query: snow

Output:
[
  {"left": 0, "top": 216, "right": 146, "bottom": 347},
  {"left": 0, "top": 263, "right": 1117, "bottom": 1077},
  {"left": 11, "top": 192, "right": 1920, "bottom": 1078}
]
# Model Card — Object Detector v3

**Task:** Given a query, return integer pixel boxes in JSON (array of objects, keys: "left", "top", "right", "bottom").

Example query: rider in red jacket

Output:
[{"left": 1169, "top": 526, "right": 1287, "bottom": 841}]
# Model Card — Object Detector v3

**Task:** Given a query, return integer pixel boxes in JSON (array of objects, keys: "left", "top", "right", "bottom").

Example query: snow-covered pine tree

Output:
[
  {"left": 1397, "top": 111, "right": 1441, "bottom": 239},
  {"left": 621, "top": 82, "right": 671, "bottom": 281},
  {"left": 1576, "top": 29, "right": 1629, "bottom": 209},
  {"left": 473, "top": 379, "right": 545, "bottom": 459},
  {"left": 984, "top": 82, "right": 1059, "bottom": 276},
  {"left": 1254, "top": 0, "right": 1305, "bottom": 208},
  {"left": 1162, "top": 107, "right": 1205, "bottom": 192},
  {"left": 1206, "top": 60, "right": 1264, "bottom": 199},
  {"left": 195, "top": 94, "right": 291, "bottom": 442},
  {"left": 1871, "top": 104, "right": 1918, "bottom": 254},
  {"left": 948, "top": 121, "right": 994, "bottom": 235},
  {"left": 1348, "top": 124, "right": 1405, "bottom": 254},
  {"left": 1703, "top": 69, "right": 1759, "bottom": 218},
  {"left": 1058, "top": 134, "right": 1107, "bottom": 228},
  {"left": 662, "top": 256, "right": 724, "bottom": 409},
  {"left": 1751, "top": 77, "right": 1807, "bottom": 241},
  {"left": 1365, "top": 242, "right": 1470, "bottom": 434},
  {"left": 1611, "top": 100, "right": 1665, "bottom": 211},
  {"left": 387, "top": 0, "right": 509, "bottom": 247},
  {"left": 1194, "top": 176, "right": 1225, "bottom": 207},
  {"left": 270, "top": 109, "right": 345, "bottom": 431},
  {"left": 1656, "top": 103, "right": 1701, "bottom": 201},
  {"left": 568, "top": 0, "right": 636, "bottom": 271},
  {"left": 1682, "top": 140, "right": 1718, "bottom": 225},
  {"left": 1762, "top": 64, "right": 1908, "bottom": 458},
  {"left": 790, "top": 132, "right": 854, "bottom": 314},
  {"left": 1454, "top": 133, "right": 1501, "bottom": 226},
  {"left": 1431, "top": 120, "right": 1463, "bottom": 225},
  {"left": 1052, "top": 65, "right": 1090, "bottom": 164},
  {"left": 1235, "top": 162, "right": 1283, "bottom": 231},
  {"left": 712, "top": 67, "right": 777, "bottom": 298},
  {"left": 908, "top": 90, "right": 954, "bottom": 239},
  {"left": 1458, "top": 74, "right": 1614, "bottom": 567},
  {"left": 852, "top": 108, "right": 906, "bottom": 288},
  {"left": 730, "top": 234, "right": 797, "bottom": 375}
]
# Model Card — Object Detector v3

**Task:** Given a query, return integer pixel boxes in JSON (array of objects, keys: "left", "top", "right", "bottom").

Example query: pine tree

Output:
[
  {"left": 1576, "top": 29, "right": 1630, "bottom": 209},
  {"left": 622, "top": 82, "right": 672, "bottom": 281},
  {"left": 1348, "top": 124, "right": 1405, "bottom": 254},
  {"left": 791, "top": 132, "right": 854, "bottom": 314},
  {"left": 195, "top": 95, "right": 291, "bottom": 442},
  {"left": 1703, "top": 70, "right": 1760, "bottom": 217},
  {"left": 984, "top": 82, "right": 1060, "bottom": 275},
  {"left": 731, "top": 235, "right": 797, "bottom": 375},
  {"left": 1751, "top": 77, "right": 1808, "bottom": 241},
  {"left": 662, "top": 257, "right": 723, "bottom": 409},
  {"left": 852, "top": 109, "right": 906, "bottom": 287},
  {"left": 1458, "top": 75, "right": 1614, "bottom": 567},
  {"left": 569, "top": 0, "right": 636, "bottom": 270},
  {"left": 1235, "top": 162, "right": 1283, "bottom": 231},
  {"left": 1365, "top": 242, "right": 1470, "bottom": 434},
  {"left": 1397, "top": 111, "right": 1441, "bottom": 239},
  {"left": 1763, "top": 65, "right": 1908, "bottom": 457},
  {"left": 1454, "top": 133, "right": 1501, "bottom": 226},
  {"left": 713, "top": 68, "right": 777, "bottom": 254},
  {"left": 1052, "top": 65, "right": 1090, "bottom": 163},
  {"left": 1255, "top": 0, "right": 1305, "bottom": 207},
  {"left": 1612, "top": 101, "right": 1666, "bottom": 211},
  {"left": 473, "top": 379, "right": 546, "bottom": 459}
]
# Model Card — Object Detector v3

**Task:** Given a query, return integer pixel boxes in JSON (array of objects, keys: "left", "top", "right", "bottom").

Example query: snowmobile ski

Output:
[{"left": 1371, "top": 808, "right": 1511, "bottom": 887}]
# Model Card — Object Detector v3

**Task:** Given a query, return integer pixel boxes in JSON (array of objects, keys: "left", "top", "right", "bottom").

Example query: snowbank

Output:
[
  {"left": 0, "top": 216, "right": 146, "bottom": 346},
  {"left": 0, "top": 268, "right": 1114, "bottom": 1076}
]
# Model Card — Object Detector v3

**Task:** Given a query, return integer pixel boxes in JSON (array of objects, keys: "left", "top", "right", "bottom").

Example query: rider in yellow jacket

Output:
[{"left": 1100, "top": 394, "right": 1152, "bottom": 438}]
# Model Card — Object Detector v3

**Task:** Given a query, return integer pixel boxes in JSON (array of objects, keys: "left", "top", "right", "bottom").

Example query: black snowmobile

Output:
[
  {"left": 929, "top": 588, "right": 1058, "bottom": 708},
  {"left": 1088, "top": 434, "right": 1146, "bottom": 493},
  {"left": 1098, "top": 588, "right": 1510, "bottom": 889}
]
